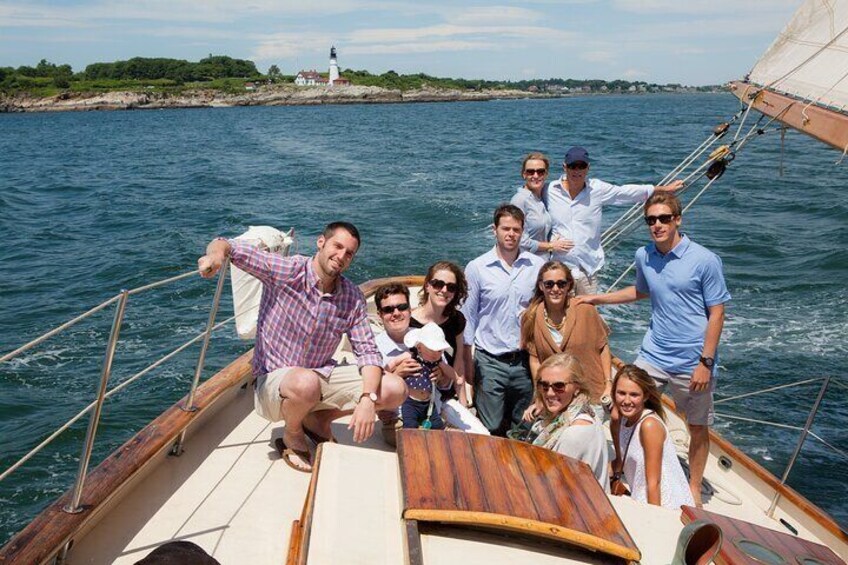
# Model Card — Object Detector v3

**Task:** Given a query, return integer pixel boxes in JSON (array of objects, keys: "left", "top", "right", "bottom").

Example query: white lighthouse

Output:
[{"left": 329, "top": 46, "right": 340, "bottom": 85}]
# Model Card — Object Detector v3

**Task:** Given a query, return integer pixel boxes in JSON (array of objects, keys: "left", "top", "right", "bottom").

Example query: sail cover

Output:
[{"left": 748, "top": 0, "right": 848, "bottom": 110}]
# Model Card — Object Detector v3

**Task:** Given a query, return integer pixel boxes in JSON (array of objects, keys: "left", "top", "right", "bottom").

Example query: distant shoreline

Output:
[
  {"left": 0, "top": 85, "right": 543, "bottom": 113},
  {"left": 0, "top": 84, "right": 719, "bottom": 113}
]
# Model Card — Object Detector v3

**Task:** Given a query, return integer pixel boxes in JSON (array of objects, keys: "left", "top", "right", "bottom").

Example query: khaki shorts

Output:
[
  {"left": 634, "top": 357, "right": 715, "bottom": 426},
  {"left": 569, "top": 267, "right": 598, "bottom": 296},
  {"left": 254, "top": 363, "right": 364, "bottom": 422}
]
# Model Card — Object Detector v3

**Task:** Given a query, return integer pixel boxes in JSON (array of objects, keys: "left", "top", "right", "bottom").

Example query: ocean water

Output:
[{"left": 0, "top": 94, "right": 846, "bottom": 542}]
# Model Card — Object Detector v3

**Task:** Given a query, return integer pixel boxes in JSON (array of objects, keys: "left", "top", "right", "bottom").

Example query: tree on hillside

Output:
[{"left": 267, "top": 65, "right": 281, "bottom": 82}]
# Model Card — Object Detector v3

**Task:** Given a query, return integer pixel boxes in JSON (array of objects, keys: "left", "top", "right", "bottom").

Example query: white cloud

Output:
[
  {"left": 0, "top": 4, "right": 90, "bottom": 28},
  {"left": 348, "top": 40, "right": 496, "bottom": 55},
  {"left": 0, "top": 0, "right": 397, "bottom": 27},
  {"left": 612, "top": 0, "right": 798, "bottom": 15},
  {"left": 250, "top": 20, "right": 577, "bottom": 62},
  {"left": 446, "top": 6, "right": 545, "bottom": 25},
  {"left": 252, "top": 33, "right": 336, "bottom": 60},
  {"left": 622, "top": 68, "right": 647, "bottom": 78},
  {"left": 582, "top": 50, "right": 615, "bottom": 63},
  {"left": 347, "top": 23, "right": 573, "bottom": 45}
]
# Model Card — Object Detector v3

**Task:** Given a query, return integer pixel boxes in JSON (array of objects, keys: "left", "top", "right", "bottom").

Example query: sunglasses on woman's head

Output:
[
  {"left": 537, "top": 380, "right": 571, "bottom": 392},
  {"left": 644, "top": 214, "right": 675, "bottom": 226},
  {"left": 429, "top": 279, "right": 458, "bottom": 293},
  {"left": 542, "top": 279, "right": 569, "bottom": 290},
  {"left": 379, "top": 303, "right": 410, "bottom": 314}
]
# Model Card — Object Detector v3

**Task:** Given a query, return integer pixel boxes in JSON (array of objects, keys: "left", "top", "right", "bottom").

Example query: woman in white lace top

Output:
[{"left": 613, "top": 365, "right": 694, "bottom": 509}]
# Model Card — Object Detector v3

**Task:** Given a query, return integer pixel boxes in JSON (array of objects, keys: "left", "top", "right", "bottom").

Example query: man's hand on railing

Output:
[
  {"left": 198, "top": 239, "right": 231, "bottom": 278},
  {"left": 197, "top": 255, "right": 223, "bottom": 278}
]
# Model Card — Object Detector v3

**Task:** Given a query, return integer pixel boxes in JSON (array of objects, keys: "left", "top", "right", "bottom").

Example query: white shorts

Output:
[
  {"left": 254, "top": 363, "right": 363, "bottom": 422},
  {"left": 634, "top": 357, "right": 715, "bottom": 426}
]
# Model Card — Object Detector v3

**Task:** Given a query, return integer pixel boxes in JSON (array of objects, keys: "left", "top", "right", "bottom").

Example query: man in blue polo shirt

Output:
[
  {"left": 576, "top": 192, "right": 730, "bottom": 506},
  {"left": 462, "top": 204, "right": 545, "bottom": 435}
]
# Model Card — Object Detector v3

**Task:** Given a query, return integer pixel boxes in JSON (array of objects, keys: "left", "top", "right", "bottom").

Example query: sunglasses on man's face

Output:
[
  {"left": 379, "top": 303, "right": 410, "bottom": 315},
  {"left": 566, "top": 162, "right": 588, "bottom": 170},
  {"left": 429, "top": 279, "right": 458, "bottom": 293},
  {"left": 644, "top": 214, "right": 676, "bottom": 226},
  {"left": 537, "top": 380, "right": 571, "bottom": 393},
  {"left": 524, "top": 168, "right": 547, "bottom": 177},
  {"left": 542, "top": 279, "right": 569, "bottom": 290}
]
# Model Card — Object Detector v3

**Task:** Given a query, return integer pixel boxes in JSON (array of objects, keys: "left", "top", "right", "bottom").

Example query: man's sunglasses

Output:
[
  {"left": 524, "top": 168, "right": 547, "bottom": 177},
  {"left": 379, "top": 303, "right": 410, "bottom": 315},
  {"left": 542, "top": 279, "right": 569, "bottom": 290},
  {"left": 536, "top": 380, "right": 572, "bottom": 392},
  {"left": 566, "top": 162, "right": 588, "bottom": 170},
  {"left": 429, "top": 279, "right": 458, "bottom": 293},
  {"left": 644, "top": 214, "right": 676, "bottom": 226}
]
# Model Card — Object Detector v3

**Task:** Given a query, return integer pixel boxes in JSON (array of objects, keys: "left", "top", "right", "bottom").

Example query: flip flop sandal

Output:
[
  {"left": 275, "top": 437, "right": 313, "bottom": 474},
  {"left": 303, "top": 426, "right": 337, "bottom": 446}
]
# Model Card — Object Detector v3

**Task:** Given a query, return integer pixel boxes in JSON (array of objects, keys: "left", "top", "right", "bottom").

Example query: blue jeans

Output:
[
  {"left": 401, "top": 397, "right": 445, "bottom": 430},
  {"left": 473, "top": 349, "right": 533, "bottom": 436}
]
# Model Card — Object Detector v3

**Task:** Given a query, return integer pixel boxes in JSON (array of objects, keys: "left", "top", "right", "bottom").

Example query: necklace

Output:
[{"left": 543, "top": 307, "right": 565, "bottom": 331}]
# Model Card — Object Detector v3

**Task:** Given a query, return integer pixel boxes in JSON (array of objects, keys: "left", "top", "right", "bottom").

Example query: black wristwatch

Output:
[{"left": 699, "top": 356, "right": 715, "bottom": 369}]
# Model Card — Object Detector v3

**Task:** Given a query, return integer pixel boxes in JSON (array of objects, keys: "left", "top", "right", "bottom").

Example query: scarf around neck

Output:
[{"left": 531, "top": 392, "right": 594, "bottom": 450}]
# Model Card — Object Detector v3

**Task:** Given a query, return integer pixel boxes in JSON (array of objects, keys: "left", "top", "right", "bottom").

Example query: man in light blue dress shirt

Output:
[
  {"left": 547, "top": 146, "right": 683, "bottom": 294},
  {"left": 462, "top": 204, "right": 545, "bottom": 435},
  {"left": 576, "top": 192, "right": 730, "bottom": 506}
]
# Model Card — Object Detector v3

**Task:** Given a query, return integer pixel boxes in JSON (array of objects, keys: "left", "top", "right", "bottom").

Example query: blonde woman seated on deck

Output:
[{"left": 526, "top": 354, "right": 609, "bottom": 491}]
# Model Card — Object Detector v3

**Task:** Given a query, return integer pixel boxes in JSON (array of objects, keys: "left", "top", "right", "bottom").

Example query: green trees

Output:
[
  {"left": 267, "top": 65, "right": 282, "bottom": 82},
  {"left": 82, "top": 56, "right": 258, "bottom": 82}
]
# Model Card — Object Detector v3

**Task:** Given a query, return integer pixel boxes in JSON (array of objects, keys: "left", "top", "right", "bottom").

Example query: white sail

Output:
[{"left": 748, "top": 0, "right": 848, "bottom": 110}]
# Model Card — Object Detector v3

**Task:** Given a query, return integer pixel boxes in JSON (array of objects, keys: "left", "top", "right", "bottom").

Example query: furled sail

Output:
[{"left": 731, "top": 0, "right": 848, "bottom": 151}]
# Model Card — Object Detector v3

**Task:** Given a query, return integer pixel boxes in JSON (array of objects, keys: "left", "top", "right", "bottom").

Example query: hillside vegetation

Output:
[{"left": 1, "top": 57, "right": 722, "bottom": 97}]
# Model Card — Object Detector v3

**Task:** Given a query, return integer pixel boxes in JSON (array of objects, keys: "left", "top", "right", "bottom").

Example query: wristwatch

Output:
[
  {"left": 358, "top": 391, "right": 378, "bottom": 404},
  {"left": 699, "top": 356, "right": 715, "bottom": 369}
]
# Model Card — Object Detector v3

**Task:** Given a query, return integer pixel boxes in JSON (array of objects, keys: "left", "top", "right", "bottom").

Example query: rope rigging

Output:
[{"left": 602, "top": 98, "right": 796, "bottom": 292}]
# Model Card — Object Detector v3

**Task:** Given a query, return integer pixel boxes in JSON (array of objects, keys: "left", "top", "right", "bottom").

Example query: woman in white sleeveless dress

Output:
[{"left": 612, "top": 365, "right": 694, "bottom": 509}]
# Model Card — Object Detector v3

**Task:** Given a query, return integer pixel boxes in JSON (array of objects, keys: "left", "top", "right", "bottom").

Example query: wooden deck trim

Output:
[
  {"left": 360, "top": 275, "right": 425, "bottom": 298},
  {"left": 0, "top": 350, "right": 254, "bottom": 565},
  {"left": 729, "top": 81, "right": 848, "bottom": 152},
  {"left": 403, "top": 519, "right": 425, "bottom": 565},
  {"left": 612, "top": 356, "right": 848, "bottom": 545},
  {"left": 404, "top": 508, "right": 641, "bottom": 561},
  {"left": 289, "top": 443, "right": 324, "bottom": 565},
  {"left": 285, "top": 520, "right": 303, "bottom": 565}
]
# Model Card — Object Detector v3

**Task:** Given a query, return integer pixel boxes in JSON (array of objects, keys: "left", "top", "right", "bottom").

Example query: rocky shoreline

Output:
[{"left": 0, "top": 84, "right": 556, "bottom": 113}]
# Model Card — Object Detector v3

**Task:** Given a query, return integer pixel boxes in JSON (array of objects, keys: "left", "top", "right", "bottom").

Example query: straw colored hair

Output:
[{"left": 535, "top": 353, "right": 590, "bottom": 418}]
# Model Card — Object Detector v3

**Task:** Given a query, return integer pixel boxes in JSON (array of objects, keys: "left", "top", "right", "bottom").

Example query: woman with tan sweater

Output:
[{"left": 520, "top": 260, "right": 612, "bottom": 421}]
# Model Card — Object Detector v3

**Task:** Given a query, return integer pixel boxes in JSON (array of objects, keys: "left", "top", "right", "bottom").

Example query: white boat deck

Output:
[
  {"left": 62, "top": 287, "right": 846, "bottom": 563},
  {"left": 66, "top": 379, "right": 843, "bottom": 564}
]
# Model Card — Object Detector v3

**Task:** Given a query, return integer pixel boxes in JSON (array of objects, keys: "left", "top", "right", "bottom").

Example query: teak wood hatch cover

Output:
[{"left": 397, "top": 430, "right": 641, "bottom": 562}]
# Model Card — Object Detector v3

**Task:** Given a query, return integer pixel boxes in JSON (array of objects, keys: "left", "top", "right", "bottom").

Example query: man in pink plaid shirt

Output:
[{"left": 199, "top": 222, "right": 406, "bottom": 473}]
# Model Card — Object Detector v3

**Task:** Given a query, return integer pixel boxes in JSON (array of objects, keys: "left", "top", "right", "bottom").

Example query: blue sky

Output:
[{"left": 0, "top": 0, "right": 801, "bottom": 85}]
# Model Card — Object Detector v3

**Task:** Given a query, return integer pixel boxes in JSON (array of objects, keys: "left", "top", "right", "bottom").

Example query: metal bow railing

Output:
[{"left": 0, "top": 263, "right": 242, "bottom": 512}]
